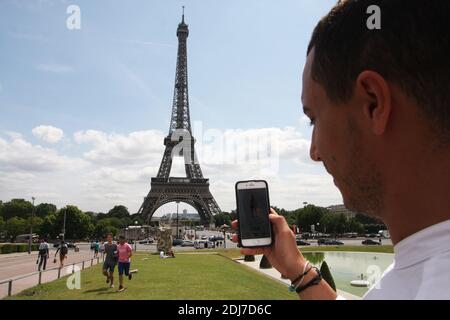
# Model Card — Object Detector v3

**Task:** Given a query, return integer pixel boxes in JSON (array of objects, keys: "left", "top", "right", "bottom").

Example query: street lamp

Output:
[
  {"left": 134, "top": 220, "right": 138, "bottom": 252},
  {"left": 28, "top": 197, "right": 36, "bottom": 254},
  {"left": 176, "top": 201, "right": 180, "bottom": 239},
  {"left": 220, "top": 224, "right": 229, "bottom": 248},
  {"left": 62, "top": 208, "right": 66, "bottom": 243},
  {"left": 316, "top": 222, "right": 320, "bottom": 237}
]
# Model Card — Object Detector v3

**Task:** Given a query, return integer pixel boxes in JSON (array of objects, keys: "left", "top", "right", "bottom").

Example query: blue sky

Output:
[{"left": 0, "top": 0, "right": 342, "bottom": 214}]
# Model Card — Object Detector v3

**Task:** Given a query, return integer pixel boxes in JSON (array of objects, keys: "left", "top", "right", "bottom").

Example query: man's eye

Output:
[{"left": 309, "top": 118, "right": 316, "bottom": 126}]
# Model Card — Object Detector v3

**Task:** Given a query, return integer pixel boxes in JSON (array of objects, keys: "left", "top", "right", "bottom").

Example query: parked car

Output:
[
  {"left": 208, "top": 235, "right": 225, "bottom": 242},
  {"left": 15, "top": 234, "right": 39, "bottom": 243},
  {"left": 194, "top": 240, "right": 215, "bottom": 249},
  {"left": 327, "top": 240, "right": 344, "bottom": 245},
  {"left": 296, "top": 239, "right": 311, "bottom": 246},
  {"left": 201, "top": 235, "right": 207, "bottom": 240},
  {"left": 318, "top": 238, "right": 344, "bottom": 246},
  {"left": 172, "top": 239, "right": 184, "bottom": 246},
  {"left": 362, "top": 239, "right": 381, "bottom": 245},
  {"left": 181, "top": 240, "right": 194, "bottom": 247}
]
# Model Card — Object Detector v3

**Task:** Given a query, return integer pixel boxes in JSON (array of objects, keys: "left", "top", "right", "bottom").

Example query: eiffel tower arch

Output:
[{"left": 138, "top": 10, "right": 221, "bottom": 225}]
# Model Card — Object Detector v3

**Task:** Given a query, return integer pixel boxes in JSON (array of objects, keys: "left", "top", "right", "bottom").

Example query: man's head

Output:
[
  {"left": 302, "top": 0, "right": 449, "bottom": 217},
  {"left": 106, "top": 233, "right": 113, "bottom": 243},
  {"left": 118, "top": 235, "right": 126, "bottom": 244}
]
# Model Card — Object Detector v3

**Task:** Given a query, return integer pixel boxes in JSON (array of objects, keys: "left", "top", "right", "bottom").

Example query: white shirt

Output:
[
  {"left": 38, "top": 242, "right": 49, "bottom": 250},
  {"left": 363, "top": 219, "right": 450, "bottom": 299}
]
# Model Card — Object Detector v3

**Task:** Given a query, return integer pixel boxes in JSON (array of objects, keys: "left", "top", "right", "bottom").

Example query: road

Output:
[{"left": 0, "top": 243, "right": 100, "bottom": 298}]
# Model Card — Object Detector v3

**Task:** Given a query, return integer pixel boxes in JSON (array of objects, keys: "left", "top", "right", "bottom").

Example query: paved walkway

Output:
[
  {"left": 235, "top": 254, "right": 361, "bottom": 300},
  {"left": 0, "top": 248, "right": 103, "bottom": 299}
]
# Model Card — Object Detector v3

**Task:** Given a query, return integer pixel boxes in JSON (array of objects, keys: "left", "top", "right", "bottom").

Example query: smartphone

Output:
[{"left": 235, "top": 180, "right": 272, "bottom": 248}]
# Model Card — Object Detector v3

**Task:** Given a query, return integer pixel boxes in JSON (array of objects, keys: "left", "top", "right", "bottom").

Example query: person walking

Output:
[
  {"left": 93, "top": 240, "right": 100, "bottom": 259},
  {"left": 117, "top": 236, "right": 133, "bottom": 292},
  {"left": 102, "top": 234, "right": 118, "bottom": 289},
  {"left": 54, "top": 240, "right": 68, "bottom": 268},
  {"left": 37, "top": 239, "right": 49, "bottom": 271},
  {"left": 100, "top": 240, "right": 106, "bottom": 259}
]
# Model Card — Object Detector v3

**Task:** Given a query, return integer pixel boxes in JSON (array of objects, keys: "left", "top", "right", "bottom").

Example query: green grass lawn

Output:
[{"left": 6, "top": 252, "right": 297, "bottom": 300}]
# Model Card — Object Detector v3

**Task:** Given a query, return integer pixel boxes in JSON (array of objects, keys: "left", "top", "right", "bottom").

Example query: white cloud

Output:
[
  {"left": 74, "top": 129, "right": 165, "bottom": 165},
  {"left": 0, "top": 134, "right": 86, "bottom": 172},
  {"left": 35, "top": 63, "right": 74, "bottom": 73},
  {"left": 0, "top": 125, "right": 341, "bottom": 214},
  {"left": 32, "top": 125, "right": 64, "bottom": 143}
]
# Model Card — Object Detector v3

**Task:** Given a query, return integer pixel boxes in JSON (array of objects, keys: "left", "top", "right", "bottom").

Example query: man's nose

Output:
[{"left": 309, "top": 140, "right": 321, "bottom": 162}]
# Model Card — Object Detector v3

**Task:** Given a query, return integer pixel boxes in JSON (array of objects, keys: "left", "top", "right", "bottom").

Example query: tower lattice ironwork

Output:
[{"left": 138, "top": 10, "right": 221, "bottom": 224}]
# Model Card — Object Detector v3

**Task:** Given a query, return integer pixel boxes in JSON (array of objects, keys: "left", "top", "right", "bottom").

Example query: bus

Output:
[{"left": 15, "top": 233, "right": 39, "bottom": 243}]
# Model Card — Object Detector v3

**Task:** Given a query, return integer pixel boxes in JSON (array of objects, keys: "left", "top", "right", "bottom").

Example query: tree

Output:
[
  {"left": 259, "top": 255, "right": 272, "bottom": 269},
  {"left": 0, "top": 216, "right": 5, "bottom": 234},
  {"left": 0, "top": 200, "right": 4, "bottom": 218},
  {"left": 355, "top": 213, "right": 383, "bottom": 225},
  {"left": 2, "top": 199, "right": 33, "bottom": 220},
  {"left": 108, "top": 205, "right": 130, "bottom": 219},
  {"left": 354, "top": 213, "right": 386, "bottom": 234},
  {"left": 320, "top": 261, "right": 336, "bottom": 291},
  {"left": 93, "top": 220, "right": 118, "bottom": 239},
  {"left": 130, "top": 213, "right": 144, "bottom": 225},
  {"left": 336, "top": 213, "right": 348, "bottom": 235},
  {"left": 40, "top": 214, "right": 58, "bottom": 239},
  {"left": 296, "top": 205, "right": 329, "bottom": 232},
  {"left": 26, "top": 216, "right": 44, "bottom": 236},
  {"left": 56, "top": 206, "right": 93, "bottom": 240},
  {"left": 272, "top": 206, "right": 296, "bottom": 226},
  {"left": 347, "top": 217, "right": 365, "bottom": 234},
  {"left": 244, "top": 255, "right": 255, "bottom": 262},
  {"left": 213, "top": 212, "right": 232, "bottom": 227},
  {"left": 35, "top": 203, "right": 57, "bottom": 218},
  {"left": 101, "top": 217, "right": 125, "bottom": 229},
  {"left": 5, "top": 217, "right": 27, "bottom": 240}
]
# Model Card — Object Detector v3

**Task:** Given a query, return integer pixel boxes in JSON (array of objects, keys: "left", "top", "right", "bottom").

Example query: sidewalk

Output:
[
  {"left": 235, "top": 254, "right": 361, "bottom": 300},
  {"left": 0, "top": 252, "right": 103, "bottom": 299}
]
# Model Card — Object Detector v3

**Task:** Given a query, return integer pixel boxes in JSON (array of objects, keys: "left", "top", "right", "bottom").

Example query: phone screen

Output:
[{"left": 237, "top": 187, "right": 271, "bottom": 239}]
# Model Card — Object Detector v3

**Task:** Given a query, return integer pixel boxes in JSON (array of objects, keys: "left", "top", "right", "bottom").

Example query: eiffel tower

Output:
[{"left": 138, "top": 9, "right": 221, "bottom": 225}]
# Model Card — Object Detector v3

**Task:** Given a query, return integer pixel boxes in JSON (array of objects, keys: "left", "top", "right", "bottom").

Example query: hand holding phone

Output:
[{"left": 235, "top": 180, "right": 272, "bottom": 248}]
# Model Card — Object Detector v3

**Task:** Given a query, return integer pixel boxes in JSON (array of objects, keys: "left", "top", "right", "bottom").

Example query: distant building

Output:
[
  {"left": 326, "top": 204, "right": 357, "bottom": 219},
  {"left": 160, "top": 211, "right": 200, "bottom": 222}
]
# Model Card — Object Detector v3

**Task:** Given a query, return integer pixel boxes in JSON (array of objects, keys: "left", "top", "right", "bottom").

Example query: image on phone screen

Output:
[{"left": 237, "top": 186, "right": 271, "bottom": 241}]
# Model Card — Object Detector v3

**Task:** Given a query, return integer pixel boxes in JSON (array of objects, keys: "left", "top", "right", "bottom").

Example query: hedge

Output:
[{"left": 0, "top": 243, "right": 39, "bottom": 254}]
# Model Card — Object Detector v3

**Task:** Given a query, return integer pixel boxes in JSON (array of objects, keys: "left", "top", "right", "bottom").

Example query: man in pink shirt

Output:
[{"left": 117, "top": 235, "right": 133, "bottom": 292}]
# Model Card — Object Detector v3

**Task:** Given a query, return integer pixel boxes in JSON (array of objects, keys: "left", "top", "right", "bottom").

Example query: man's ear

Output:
[{"left": 356, "top": 71, "right": 392, "bottom": 135}]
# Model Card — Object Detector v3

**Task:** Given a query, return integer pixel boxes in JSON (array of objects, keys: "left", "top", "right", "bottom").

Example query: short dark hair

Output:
[
  {"left": 119, "top": 235, "right": 125, "bottom": 240},
  {"left": 307, "top": 0, "right": 450, "bottom": 142}
]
